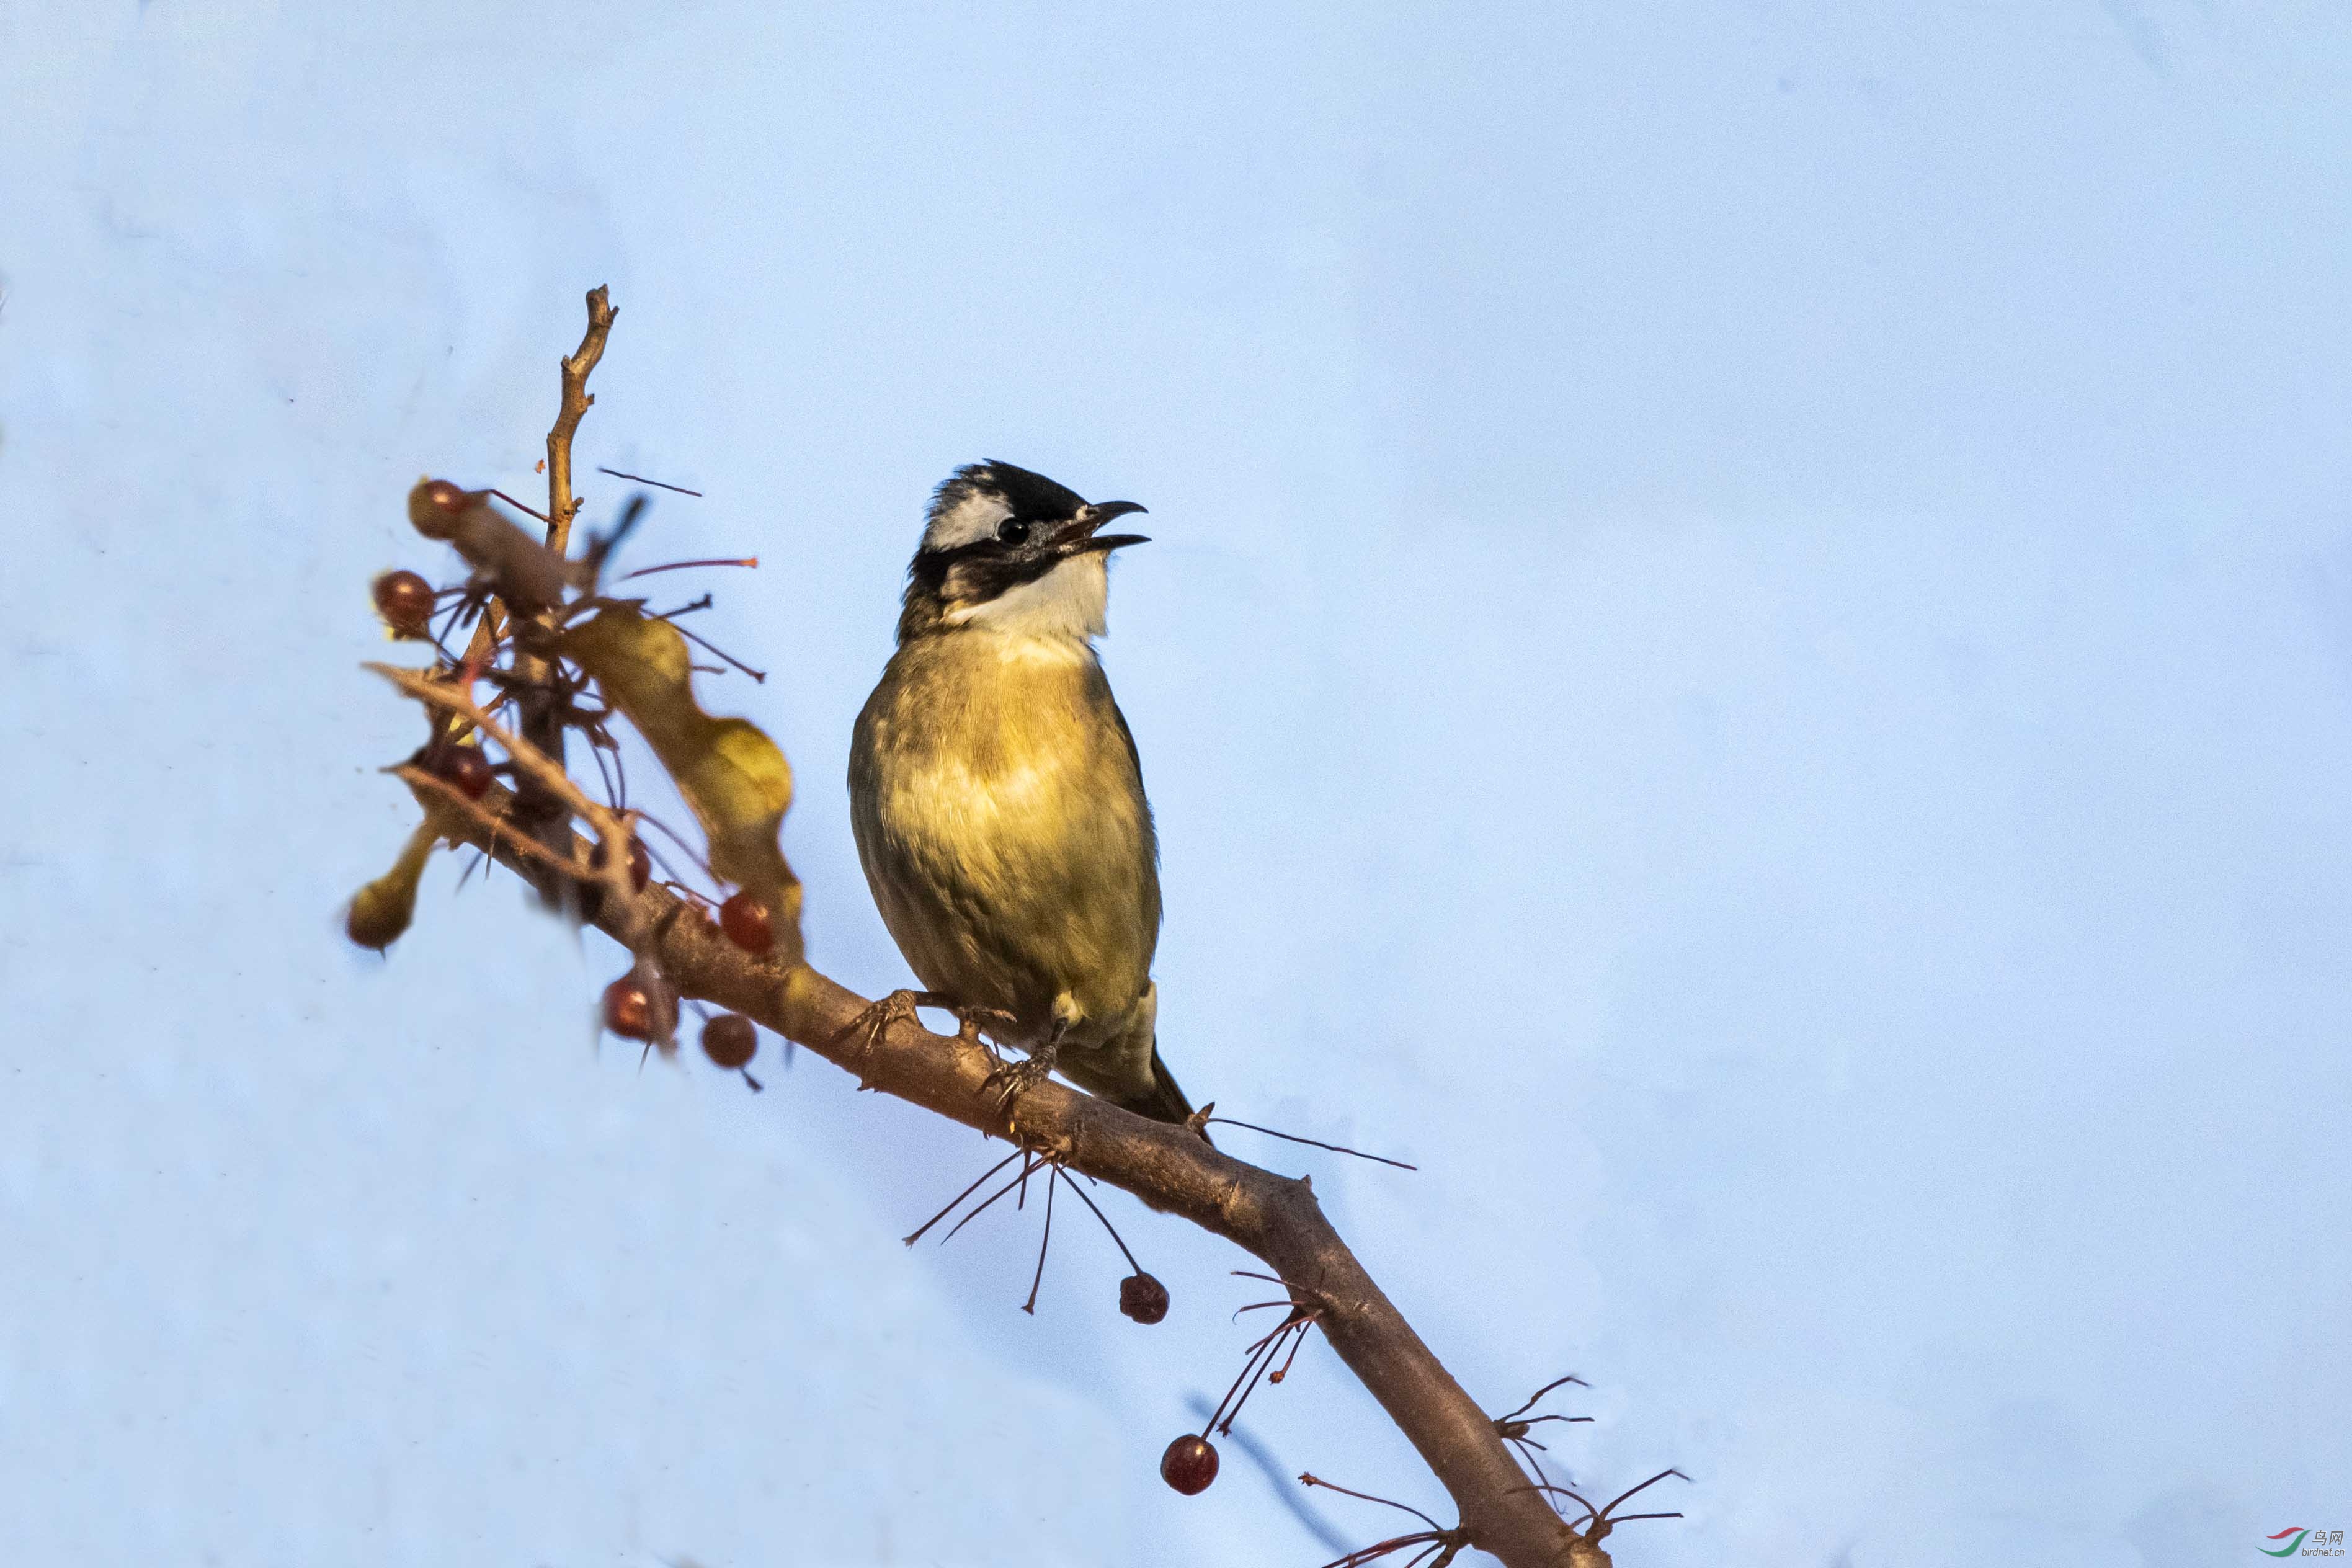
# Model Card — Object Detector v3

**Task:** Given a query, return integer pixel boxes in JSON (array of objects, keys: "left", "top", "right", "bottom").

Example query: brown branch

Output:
[
  {"left": 384, "top": 287, "right": 1633, "bottom": 1568},
  {"left": 546, "top": 285, "right": 616, "bottom": 556},
  {"left": 509, "top": 285, "right": 616, "bottom": 884},
  {"left": 411, "top": 776, "right": 1617, "bottom": 1568},
  {"left": 375, "top": 664, "right": 638, "bottom": 937}
]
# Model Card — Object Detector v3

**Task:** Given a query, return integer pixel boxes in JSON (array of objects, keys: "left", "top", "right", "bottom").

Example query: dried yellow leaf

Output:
[{"left": 563, "top": 605, "right": 804, "bottom": 966}]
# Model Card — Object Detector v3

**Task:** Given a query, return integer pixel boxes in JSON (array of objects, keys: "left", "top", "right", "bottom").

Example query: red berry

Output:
[
  {"left": 719, "top": 891, "right": 772, "bottom": 953},
  {"left": 409, "top": 478, "right": 471, "bottom": 540},
  {"left": 1118, "top": 1272, "right": 1170, "bottom": 1325},
  {"left": 431, "top": 745, "right": 494, "bottom": 800},
  {"left": 702, "top": 1013, "right": 758, "bottom": 1070},
  {"left": 1160, "top": 1434, "right": 1218, "bottom": 1495},
  {"left": 602, "top": 977, "right": 656, "bottom": 1041},
  {"left": 372, "top": 570, "right": 436, "bottom": 638},
  {"left": 590, "top": 835, "right": 653, "bottom": 893}
]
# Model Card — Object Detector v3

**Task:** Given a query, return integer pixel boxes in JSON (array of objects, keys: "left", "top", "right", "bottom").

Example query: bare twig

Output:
[
  {"left": 1208, "top": 1116, "right": 1419, "bottom": 1171},
  {"left": 596, "top": 465, "right": 703, "bottom": 497},
  {"left": 373, "top": 666, "right": 638, "bottom": 935},
  {"left": 487, "top": 488, "right": 553, "bottom": 523},
  {"left": 547, "top": 287, "right": 617, "bottom": 555},
  {"left": 504, "top": 286, "right": 617, "bottom": 885}
]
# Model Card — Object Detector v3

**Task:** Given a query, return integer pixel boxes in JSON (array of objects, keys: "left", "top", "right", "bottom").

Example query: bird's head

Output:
[{"left": 898, "top": 461, "right": 1149, "bottom": 644}]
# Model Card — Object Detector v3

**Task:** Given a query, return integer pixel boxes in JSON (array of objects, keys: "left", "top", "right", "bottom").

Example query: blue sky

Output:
[{"left": 4, "top": 4, "right": 2349, "bottom": 1566}]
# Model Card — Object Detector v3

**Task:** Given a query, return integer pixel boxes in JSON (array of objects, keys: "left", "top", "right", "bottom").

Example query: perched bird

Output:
[{"left": 847, "top": 461, "right": 1197, "bottom": 1125}]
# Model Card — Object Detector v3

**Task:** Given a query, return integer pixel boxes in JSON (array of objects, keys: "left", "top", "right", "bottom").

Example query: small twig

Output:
[
  {"left": 1525, "top": 1467, "right": 1689, "bottom": 1539},
  {"left": 620, "top": 556, "right": 757, "bottom": 580},
  {"left": 1054, "top": 1164, "right": 1143, "bottom": 1273},
  {"left": 1020, "top": 1164, "right": 1059, "bottom": 1314},
  {"left": 1497, "top": 1373, "right": 1590, "bottom": 1427},
  {"left": 589, "top": 740, "right": 619, "bottom": 811},
  {"left": 1208, "top": 1117, "right": 1418, "bottom": 1171},
  {"left": 1297, "top": 1475, "right": 1446, "bottom": 1534},
  {"left": 373, "top": 666, "right": 637, "bottom": 933},
  {"left": 547, "top": 286, "right": 617, "bottom": 555},
  {"left": 375, "top": 667, "right": 608, "bottom": 834},
  {"left": 1205, "top": 1325, "right": 1288, "bottom": 1437},
  {"left": 1592, "top": 1468, "right": 1688, "bottom": 1528},
  {"left": 1270, "top": 1317, "right": 1317, "bottom": 1383},
  {"left": 1233, "top": 1298, "right": 1299, "bottom": 1320},
  {"left": 597, "top": 465, "right": 703, "bottom": 497},
  {"left": 487, "top": 488, "right": 552, "bottom": 524},
  {"left": 902, "top": 1147, "right": 1028, "bottom": 1247},
  {"left": 669, "top": 619, "right": 767, "bottom": 682},
  {"left": 633, "top": 810, "right": 721, "bottom": 884},
  {"left": 391, "top": 767, "right": 574, "bottom": 883},
  {"left": 1297, "top": 1476, "right": 1472, "bottom": 1568},
  {"left": 940, "top": 1152, "right": 1046, "bottom": 1245},
  {"left": 497, "top": 285, "right": 614, "bottom": 878}
]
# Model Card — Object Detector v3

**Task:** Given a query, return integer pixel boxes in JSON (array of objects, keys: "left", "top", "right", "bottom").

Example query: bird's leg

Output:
[
  {"left": 949, "top": 1004, "right": 1019, "bottom": 1058},
  {"left": 832, "top": 991, "right": 1015, "bottom": 1084},
  {"left": 983, "top": 1016, "right": 1068, "bottom": 1128}
]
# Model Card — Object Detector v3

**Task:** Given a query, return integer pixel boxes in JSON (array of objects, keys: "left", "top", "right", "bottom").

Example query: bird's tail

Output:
[
  {"left": 1123, "top": 1040, "right": 1198, "bottom": 1128},
  {"left": 1066, "top": 987, "right": 1208, "bottom": 1139}
]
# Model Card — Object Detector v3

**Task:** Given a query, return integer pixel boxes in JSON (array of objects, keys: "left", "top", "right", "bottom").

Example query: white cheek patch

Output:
[
  {"left": 947, "top": 553, "right": 1110, "bottom": 643},
  {"left": 922, "top": 492, "right": 1012, "bottom": 551}
]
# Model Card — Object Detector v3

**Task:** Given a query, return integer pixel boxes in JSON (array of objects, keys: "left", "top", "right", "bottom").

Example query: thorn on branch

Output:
[
  {"left": 899, "top": 1144, "right": 1166, "bottom": 1326},
  {"left": 597, "top": 465, "right": 704, "bottom": 497},
  {"left": 1492, "top": 1373, "right": 1595, "bottom": 1497},
  {"left": 1296, "top": 1474, "right": 1469, "bottom": 1568},
  {"left": 1206, "top": 1115, "right": 1418, "bottom": 1170},
  {"left": 1196, "top": 1271, "right": 1325, "bottom": 1443},
  {"left": 620, "top": 556, "right": 757, "bottom": 581},
  {"left": 486, "top": 488, "right": 552, "bottom": 523},
  {"left": 1517, "top": 1466, "right": 1690, "bottom": 1543},
  {"left": 667, "top": 617, "right": 767, "bottom": 682}
]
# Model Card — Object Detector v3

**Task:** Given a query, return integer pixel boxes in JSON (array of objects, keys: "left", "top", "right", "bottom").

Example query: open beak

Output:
[{"left": 1060, "top": 499, "right": 1149, "bottom": 555}]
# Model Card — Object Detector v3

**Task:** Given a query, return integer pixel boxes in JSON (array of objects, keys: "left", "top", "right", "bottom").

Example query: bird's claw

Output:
[
  {"left": 832, "top": 988, "right": 928, "bottom": 1077},
  {"left": 982, "top": 1053, "right": 1052, "bottom": 1106},
  {"left": 982, "top": 1053, "right": 1056, "bottom": 1128},
  {"left": 835, "top": 993, "right": 1017, "bottom": 1085}
]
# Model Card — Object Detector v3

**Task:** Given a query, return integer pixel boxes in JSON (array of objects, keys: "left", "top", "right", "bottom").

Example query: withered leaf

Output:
[
  {"left": 346, "top": 817, "right": 442, "bottom": 951},
  {"left": 406, "top": 478, "right": 585, "bottom": 612},
  {"left": 562, "top": 604, "right": 804, "bottom": 965}
]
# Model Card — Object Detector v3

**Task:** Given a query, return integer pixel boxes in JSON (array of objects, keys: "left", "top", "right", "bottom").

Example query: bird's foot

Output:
[
  {"left": 831, "top": 989, "right": 942, "bottom": 1082},
  {"left": 950, "top": 1004, "right": 1018, "bottom": 1055},
  {"left": 833, "top": 992, "right": 1016, "bottom": 1086},
  {"left": 982, "top": 1025, "right": 1065, "bottom": 1131}
]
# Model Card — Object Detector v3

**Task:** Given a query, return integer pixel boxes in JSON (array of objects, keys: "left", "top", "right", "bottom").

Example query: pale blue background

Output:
[{"left": 4, "top": 4, "right": 2348, "bottom": 1566}]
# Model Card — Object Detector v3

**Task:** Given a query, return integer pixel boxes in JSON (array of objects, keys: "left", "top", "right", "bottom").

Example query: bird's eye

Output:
[{"left": 995, "top": 519, "right": 1031, "bottom": 545}]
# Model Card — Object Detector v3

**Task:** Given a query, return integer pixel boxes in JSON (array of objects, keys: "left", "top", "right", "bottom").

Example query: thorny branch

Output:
[
  {"left": 509, "top": 285, "right": 620, "bottom": 881},
  {"left": 404, "top": 764, "right": 1620, "bottom": 1568},
  {"left": 370, "top": 288, "right": 1647, "bottom": 1568}
]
